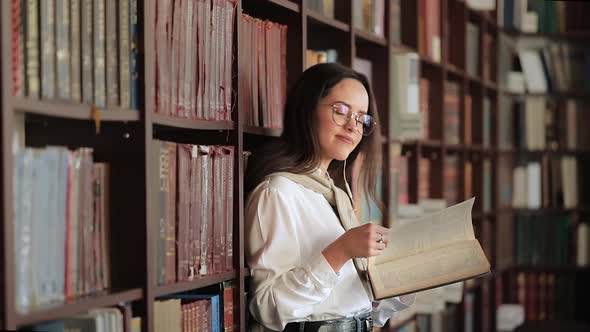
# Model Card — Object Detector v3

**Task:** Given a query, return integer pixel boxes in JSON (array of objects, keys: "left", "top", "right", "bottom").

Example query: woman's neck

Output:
[{"left": 319, "top": 158, "right": 331, "bottom": 176}]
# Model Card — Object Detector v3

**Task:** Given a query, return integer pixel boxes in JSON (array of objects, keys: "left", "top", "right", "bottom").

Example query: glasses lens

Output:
[
  {"left": 331, "top": 103, "right": 351, "bottom": 126},
  {"left": 360, "top": 114, "right": 375, "bottom": 136}
]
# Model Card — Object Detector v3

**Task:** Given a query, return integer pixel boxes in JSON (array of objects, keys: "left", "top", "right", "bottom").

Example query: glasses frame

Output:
[{"left": 323, "top": 102, "right": 376, "bottom": 136}]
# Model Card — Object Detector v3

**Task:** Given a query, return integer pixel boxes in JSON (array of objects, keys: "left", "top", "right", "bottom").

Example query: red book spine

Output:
[
  {"left": 11, "top": 0, "right": 22, "bottom": 96},
  {"left": 212, "top": 147, "right": 225, "bottom": 274},
  {"left": 225, "top": 146, "right": 235, "bottom": 271},
  {"left": 223, "top": 284, "right": 235, "bottom": 331}
]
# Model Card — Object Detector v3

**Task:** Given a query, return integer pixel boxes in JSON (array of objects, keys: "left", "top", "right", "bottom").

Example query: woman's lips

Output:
[{"left": 335, "top": 135, "right": 354, "bottom": 145}]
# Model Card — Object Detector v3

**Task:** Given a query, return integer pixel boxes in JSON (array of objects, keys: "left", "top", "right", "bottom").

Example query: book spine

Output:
[
  {"left": 225, "top": 147, "right": 234, "bottom": 271},
  {"left": 81, "top": 0, "right": 93, "bottom": 104},
  {"left": 223, "top": 283, "right": 235, "bottom": 331},
  {"left": 156, "top": 141, "right": 167, "bottom": 285},
  {"left": 11, "top": 0, "right": 23, "bottom": 97},
  {"left": 93, "top": 0, "right": 106, "bottom": 108},
  {"left": 56, "top": 0, "right": 71, "bottom": 100},
  {"left": 26, "top": 0, "right": 40, "bottom": 98},
  {"left": 165, "top": 143, "right": 177, "bottom": 283},
  {"left": 118, "top": 0, "right": 130, "bottom": 108},
  {"left": 105, "top": 0, "right": 119, "bottom": 107},
  {"left": 213, "top": 147, "right": 224, "bottom": 274},
  {"left": 199, "top": 145, "right": 212, "bottom": 275},
  {"left": 70, "top": 0, "right": 81, "bottom": 102},
  {"left": 190, "top": 145, "right": 202, "bottom": 279},
  {"left": 129, "top": 0, "right": 140, "bottom": 110},
  {"left": 101, "top": 164, "right": 111, "bottom": 289}
]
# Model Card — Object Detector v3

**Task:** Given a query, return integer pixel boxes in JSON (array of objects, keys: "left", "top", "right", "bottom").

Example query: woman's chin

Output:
[{"left": 331, "top": 151, "right": 353, "bottom": 161}]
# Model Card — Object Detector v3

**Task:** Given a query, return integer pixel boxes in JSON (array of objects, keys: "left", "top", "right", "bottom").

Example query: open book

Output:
[{"left": 365, "top": 197, "right": 491, "bottom": 300}]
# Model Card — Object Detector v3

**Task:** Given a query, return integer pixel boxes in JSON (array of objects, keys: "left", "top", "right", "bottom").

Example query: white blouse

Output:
[{"left": 245, "top": 171, "right": 415, "bottom": 331}]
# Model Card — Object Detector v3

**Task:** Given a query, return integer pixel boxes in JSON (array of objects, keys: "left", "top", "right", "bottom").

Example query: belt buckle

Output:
[{"left": 363, "top": 318, "right": 371, "bottom": 331}]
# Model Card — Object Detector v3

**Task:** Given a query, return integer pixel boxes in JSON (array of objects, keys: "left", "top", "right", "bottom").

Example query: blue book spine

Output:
[
  {"left": 129, "top": 0, "right": 139, "bottom": 110},
  {"left": 160, "top": 294, "right": 221, "bottom": 332}
]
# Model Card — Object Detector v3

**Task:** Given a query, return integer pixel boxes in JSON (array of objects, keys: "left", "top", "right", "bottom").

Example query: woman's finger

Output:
[{"left": 370, "top": 241, "right": 387, "bottom": 251}]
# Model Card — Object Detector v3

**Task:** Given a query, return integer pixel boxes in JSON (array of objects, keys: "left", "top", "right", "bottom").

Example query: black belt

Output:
[{"left": 283, "top": 312, "right": 373, "bottom": 332}]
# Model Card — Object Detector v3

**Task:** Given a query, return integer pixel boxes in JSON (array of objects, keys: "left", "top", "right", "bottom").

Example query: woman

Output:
[{"left": 245, "top": 63, "right": 415, "bottom": 331}]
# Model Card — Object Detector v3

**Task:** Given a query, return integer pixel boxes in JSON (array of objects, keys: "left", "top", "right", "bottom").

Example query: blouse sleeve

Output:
[
  {"left": 246, "top": 182, "right": 341, "bottom": 331},
  {"left": 371, "top": 294, "right": 417, "bottom": 327}
]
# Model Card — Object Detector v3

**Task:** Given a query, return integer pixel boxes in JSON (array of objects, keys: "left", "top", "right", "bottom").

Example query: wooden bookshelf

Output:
[
  {"left": 152, "top": 114, "right": 235, "bottom": 131},
  {"left": 2, "top": 1, "right": 590, "bottom": 332},
  {"left": 15, "top": 289, "right": 143, "bottom": 327},
  {"left": 306, "top": 10, "right": 350, "bottom": 32},
  {"left": 354, "top": 28, "right": 388, "bottom": 47},
  {"left": 12, "top": 97, "right": 141, "bottom": 122},
  {"left": 153, "top": 272, "right": 237, "bottom": 298},
  {"left": 242, "top": 125, "right": 282, "bottom": 137}
]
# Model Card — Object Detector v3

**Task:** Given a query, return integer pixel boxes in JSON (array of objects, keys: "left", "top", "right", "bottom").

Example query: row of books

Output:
[
  {"left": 390, "top": 55, "right": 491, "bottom": 144},
  {"left": 498, "top": 98, "right": 590, "bottom": 151},
  {"left": 517, "top": 44, "right": 590, "bottom": 93},
  {"left": 153, "top": 141, "right": 235, "bottom": 285},
  {"left": 352, "top": 0, "right": 385, "bottom": 37},
  {"left": 154, "top": 0, "right": 236, "bottom": 120},
  {"left": 11, "top": 0, "right": 140, "bottom": 109},
  {"left": 420, "top": 78, "right": 492, "bottom": 146},
  {"left": 306, "top": 0, "right": 334, "bottom": 19},
  {"left": 444, "top": 87, "right": 490, "bottom": 147},
  {"left": 348, "top": 52, "right": 496, "bottom": 145},
  {"left": 13, "top": 147, "right": 110, "bottom": 313},
  {"left": 389, "top": 147, "right": 492, "bottom": 218},
  {"left": 512, "top": 272, "right": 576, "bottom": 321},
  {"left": 510, "top": 156, "right": 578, "bottom": 209},
  {"left": 498, "top": 0, "right": 589, "bottom": 33},
  {"left": 513, "top": 215, "right": 571, "bottom": 267},
  {"left": 305, "top": 49, "right": 338, "bottom": 69},
  {"left": 392, "top": 284, "right": 491, "bottom": 332},
  {"left": 562, "top": 101, "right": 590, "bottom": 150},
  {"left": 154, "top": 281, "right": 236, "bottom": 332},
  {"left": 238, "top": 15, "right": 287, "bottom": 129},
  {"left": 27, "top": 304, "right": 139, "bottom": 332}
]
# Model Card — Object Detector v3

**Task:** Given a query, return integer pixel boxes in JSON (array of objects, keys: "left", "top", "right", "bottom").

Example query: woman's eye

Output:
[{"left": 334, "top": 104, "right": 349, "bottom": 115}]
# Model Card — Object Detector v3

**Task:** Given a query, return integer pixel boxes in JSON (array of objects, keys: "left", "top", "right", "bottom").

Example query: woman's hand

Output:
[
  {"left": 339, "top": 222, "right": 389, "bottom": 258},
  {"left": 322, "top": 223, "right": 389, "bottom": 273}
]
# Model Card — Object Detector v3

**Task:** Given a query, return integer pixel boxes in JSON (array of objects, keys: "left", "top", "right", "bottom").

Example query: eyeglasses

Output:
[{"left": 324, "top": 102, "right": 376, "bottom": 136}]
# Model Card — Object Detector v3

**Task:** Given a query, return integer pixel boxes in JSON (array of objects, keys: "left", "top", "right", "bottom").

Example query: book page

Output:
[
  {"left": 369, "top": 239, "right": 490, "bottom": 299},
  {"left": 373, "top": 198, "right": 476, "bottom": 264}
]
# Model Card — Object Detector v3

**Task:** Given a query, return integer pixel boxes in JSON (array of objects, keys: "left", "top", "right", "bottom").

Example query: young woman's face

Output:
[{"left": 316, "top": 78, "right": 369, "bottom": 166}]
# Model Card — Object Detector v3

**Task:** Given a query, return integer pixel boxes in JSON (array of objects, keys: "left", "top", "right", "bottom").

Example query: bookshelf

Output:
[{"left": 1, "top": 0, "right": 589, "bottom": 332}]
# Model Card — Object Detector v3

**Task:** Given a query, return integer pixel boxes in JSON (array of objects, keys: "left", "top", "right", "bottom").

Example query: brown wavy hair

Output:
[{"left": 245, "top": 62, "right": 383, "bottom": 211}]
